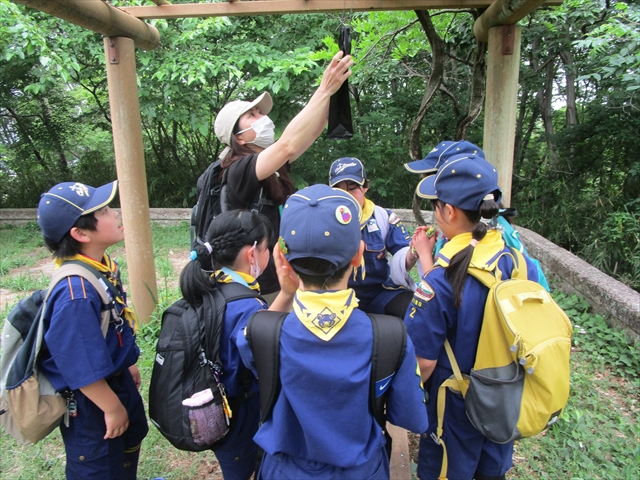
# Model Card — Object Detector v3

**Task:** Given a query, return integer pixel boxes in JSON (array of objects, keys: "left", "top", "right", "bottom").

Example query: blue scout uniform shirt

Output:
[
  {"left": 353, "top": 203, "right": 412, "bottom": 300},
  {"left": 40, "top": 271, "right": 138, "bottom": 392},
  {"left": 405, "top": 230, "right": 539, "bottom": 478},
  {"left": 237, "top": 289, "right": 428, "bottom": 470}
]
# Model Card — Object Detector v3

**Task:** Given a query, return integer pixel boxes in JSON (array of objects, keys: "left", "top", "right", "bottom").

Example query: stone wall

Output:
[{"left": 2, "top": 208, "right": 638, "bottom": 341}]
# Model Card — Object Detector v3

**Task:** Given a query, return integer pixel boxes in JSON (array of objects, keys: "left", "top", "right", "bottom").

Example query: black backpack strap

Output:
[
  {"left": 245, "top": 310, "right": 287, "bottom": 424},
  {"left": 368, "top": 313, "right": 407, "bottom": 430},
  {"left": 368, "top": 313, "right": 407, "bottom": 458}
]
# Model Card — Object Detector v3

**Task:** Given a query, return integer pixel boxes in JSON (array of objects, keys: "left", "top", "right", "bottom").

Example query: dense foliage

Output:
[{"left": 0, "top": 0, "right": 637, "bottom": 289}]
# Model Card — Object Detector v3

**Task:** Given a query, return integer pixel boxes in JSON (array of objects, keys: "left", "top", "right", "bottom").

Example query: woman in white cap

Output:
[{"left": 213, "top": 51, "right": 353, "bottom": 299}]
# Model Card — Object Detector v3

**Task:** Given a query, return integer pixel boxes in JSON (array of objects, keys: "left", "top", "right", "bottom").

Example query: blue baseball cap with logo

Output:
[
  {"left": 279, "top": 184, "right": 362, "bottom": 275},
  {"left": 404, "top": 140, "right": 484, "bottom": 174},
  {"left": 37, "top": 181, "right": 119, "bottom": 242},
  {"left": 416, "top": 154, "right": 501, "bottom": 211},
  {"left": 328, "top": 157, "right": 367, "bottom": 186}
]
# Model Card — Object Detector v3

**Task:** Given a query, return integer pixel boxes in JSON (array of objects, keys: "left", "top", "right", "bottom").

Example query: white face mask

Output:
[
  {"left": 237, "top": 115, "right": 275, "bottom": 149},
  {"left": 249, "top": 241, "right": 262, "bottom": 279}
]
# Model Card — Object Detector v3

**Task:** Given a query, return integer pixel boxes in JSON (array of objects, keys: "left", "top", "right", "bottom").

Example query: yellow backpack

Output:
[{"left": 434, "top": 249, "right": 573, "bottom": 479}]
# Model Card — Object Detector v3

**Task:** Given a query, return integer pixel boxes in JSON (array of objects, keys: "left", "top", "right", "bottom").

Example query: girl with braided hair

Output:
[
  {"left": 404, "top": 155, "right": 540, "bottom": 480},
  {"left": 180, "top": 209, "right": 298, "bottom": 480}
]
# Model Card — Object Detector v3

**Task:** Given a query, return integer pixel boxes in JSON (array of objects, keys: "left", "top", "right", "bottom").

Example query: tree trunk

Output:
[
  {"left": 408, "top": 10, "right": 445, "bottom": 161},
  {"left": 531, "top": 38, "right": 557, "bottom": 169},
  {"left": 409, "top": 9, "right": 446, "bottom": 226},
  {"left": 559, "top": 49, "right": 578, "bottom": 127},
  {"left": 455, "top": 40, "right": 487, "bottom": 140}
]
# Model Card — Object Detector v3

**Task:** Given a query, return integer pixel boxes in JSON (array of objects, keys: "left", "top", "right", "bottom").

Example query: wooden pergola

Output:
[{"left": 15, "top": 0, "right": 563, "bottom": 322}]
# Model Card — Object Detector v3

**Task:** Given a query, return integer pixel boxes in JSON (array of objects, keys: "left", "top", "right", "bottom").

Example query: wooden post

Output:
[
  {"left": 104, "top": 37, "right": 157, "bottom": 323},
  {"left": 482, "top": 25, "right": 521, "bottom": 207}
]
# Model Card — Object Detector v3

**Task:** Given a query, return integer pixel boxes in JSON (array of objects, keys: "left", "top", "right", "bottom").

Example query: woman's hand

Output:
[{"left": 318, "top": 51, "right": 354, "bottom": 97}]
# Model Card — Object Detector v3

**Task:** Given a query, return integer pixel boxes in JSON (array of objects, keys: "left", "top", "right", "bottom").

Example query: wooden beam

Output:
[
  {"left": 474, "top": 0, "right": 551, "bottom": 42},
  {"left": 482, "top": 25, "right": 522, "bottom": 206},
  {"left": 14, "top": 0, "right": 160, "bottom": 50},
  {"left": 104, "top": 37, "right": 158, "bottom": 323},
  {"left": 121, "top": 0, "right": 562, "bottom": 20}
]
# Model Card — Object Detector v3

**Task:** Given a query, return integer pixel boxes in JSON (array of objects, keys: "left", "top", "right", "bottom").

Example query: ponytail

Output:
[
  {"left": 443, "top": 194, "right": 499, "bottom": 308},
  {"left": 179, "top": 209, "right": 272, "bottom": 307}
]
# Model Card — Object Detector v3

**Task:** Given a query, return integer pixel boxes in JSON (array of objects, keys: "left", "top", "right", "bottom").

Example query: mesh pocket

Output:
[{"left": 182, "top": 388, "right": 229, "bottom": 447}]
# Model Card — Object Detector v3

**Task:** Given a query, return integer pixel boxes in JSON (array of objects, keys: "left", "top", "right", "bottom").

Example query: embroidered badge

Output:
[
  {"left": 414, "top": 280, "right": 435, "bottom": 302},
  {"left": 366, "top": 218, "right": 380, "bottom": 233},
  {"left": 278, "top": 236, "right": 288, "bottom": 254},
  {"left": 69, "top": 183, "right": 89, "bottom": 197},
  {"left": 312, "top": 307, "right": 341, "bottom": 334},
  {"left": 389, "top": 212, "right": 400, "bottom": 225},
  {"left": 336, "top": 205, "right": 352, "bottom": 225}
]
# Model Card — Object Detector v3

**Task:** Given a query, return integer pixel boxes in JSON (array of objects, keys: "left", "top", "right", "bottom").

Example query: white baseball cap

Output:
[{"left": 214, "top": 92, "right": 273, "bottom": 147}]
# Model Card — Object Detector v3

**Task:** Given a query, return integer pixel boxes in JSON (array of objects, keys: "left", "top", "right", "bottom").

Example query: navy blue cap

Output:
[
  {"left": 37, "top": 181, "right": 118, "bottom": 242},
  {"left": 404, "top": 140, "right": 484, "bottom": 174},
  {"left": 416, "top": 155, "right": 501, "bottom": 211},
  {"left": 328, "top": 157, "right": 367, "bottom": 186},
  {"left": 280, "top": 184, "right": 362, "bottom": 275}
]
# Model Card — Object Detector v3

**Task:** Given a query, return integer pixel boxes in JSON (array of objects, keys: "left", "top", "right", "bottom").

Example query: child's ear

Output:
[
  {"left": 350, "top": 240, "right": 365, "bottom": 267},
  {"left": 69, "top": 227, "right": 91, "bottom": 244}
]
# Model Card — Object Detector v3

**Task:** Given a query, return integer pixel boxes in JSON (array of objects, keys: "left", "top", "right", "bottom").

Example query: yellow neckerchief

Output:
[
  {"left": 214, "top": 268, "right": 261, "bottom": 292},
  {"left": 360, "top": 198, "right": 376, "bottom": 229},
  {"left": 435, "top": 229, "right": 505, "bottom": 272},
  {"left": 55, "top": 253, "right": 138, "bottom": 333},
  {"left": 292, "top": 289, "right": 358, "bottom": 341}
]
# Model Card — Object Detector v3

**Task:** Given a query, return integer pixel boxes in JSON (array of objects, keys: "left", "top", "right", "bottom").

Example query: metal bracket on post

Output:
[
  {"left": 502, "top": 25, "right": 515, "bottom": 56},
  {"left": 108, "top": 37, "right": 119, "bottom": 64}
]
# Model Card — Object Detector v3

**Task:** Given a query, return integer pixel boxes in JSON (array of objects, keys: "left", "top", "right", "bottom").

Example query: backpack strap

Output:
[
  {"left": 45, "top": 261, "right": 117, "bottom": 337},
  {"left": 368, "top": 313, "right": 407, "bottom": 460},
  {"left": 367, "top": 313, "right": 406, "bottom": 430},
  {"left": 245, "top": 310, "right": 287, "bottom": 424}
]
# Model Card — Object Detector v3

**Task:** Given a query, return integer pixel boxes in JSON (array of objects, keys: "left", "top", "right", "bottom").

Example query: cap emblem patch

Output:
[
  {"left": 334, "top": 161, "right": 357, "bottom": 174},
  {"left": 69, "top": 183, "right": 90, "bottom": 197},
  {"left": 336, "top": 205, "right": 353, "bottom": 225}
]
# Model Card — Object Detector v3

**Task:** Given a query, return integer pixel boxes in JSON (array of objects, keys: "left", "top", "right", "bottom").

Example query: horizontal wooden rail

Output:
[{"left": 121, "top": 0, "right": 562, "bottom": 20}]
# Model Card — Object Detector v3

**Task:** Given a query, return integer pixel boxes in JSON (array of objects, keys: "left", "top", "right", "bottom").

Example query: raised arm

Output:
[{"left": 255, "top": 51, "right": 353, "bottom": 180}]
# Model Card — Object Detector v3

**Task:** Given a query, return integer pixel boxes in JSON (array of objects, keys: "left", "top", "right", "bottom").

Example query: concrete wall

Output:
[{"left": 2, "top": 208, "right": 638, "bottom": 341}]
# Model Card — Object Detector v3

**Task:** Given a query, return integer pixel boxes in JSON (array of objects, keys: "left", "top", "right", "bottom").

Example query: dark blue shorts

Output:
[{"left": 60, "top": 370, "right": 148, "bottom": 480}]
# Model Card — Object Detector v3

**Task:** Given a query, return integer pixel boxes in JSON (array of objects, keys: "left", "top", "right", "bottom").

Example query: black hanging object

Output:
[{"left": 327, "top": 26, "right": 354, "bottom": 140}]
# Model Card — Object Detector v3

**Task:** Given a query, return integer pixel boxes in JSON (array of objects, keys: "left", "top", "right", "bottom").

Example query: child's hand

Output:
[
  {"left": 104, "top": 402, "right": 129, "bottom": 439},
  {"left": 128, "top": 365, "right": 141, "bottom": 390},
  {"left": 411, "top": 226, "right": 437, "bottom": 259},
  {"left": 273, "top": 243, "right": 299, "bottom": 295}
]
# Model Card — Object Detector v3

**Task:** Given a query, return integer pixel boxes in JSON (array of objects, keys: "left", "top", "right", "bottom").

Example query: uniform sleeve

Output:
[
  {"left": 233, "top": 299, "right": 267, "bottom": 379},
  {"left": 44, "top": 276, "right": 115, "bottom": 390},
  {"left": 404, "top": 273, "right": 449, "bottom": 362},
  {"left": 385, "top": 336, "right": 429, "bottom": 433},
  {"left": 384, "top": 209, "right": 411, "bottom": 255}
]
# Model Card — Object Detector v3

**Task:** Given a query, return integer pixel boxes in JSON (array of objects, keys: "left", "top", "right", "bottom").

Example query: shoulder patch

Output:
[
  {"left": 414, "top": 280, "right": 435, "bottom": 302},
  {"left": 388, "top": 212, "right": 400, "bottom": 225}
]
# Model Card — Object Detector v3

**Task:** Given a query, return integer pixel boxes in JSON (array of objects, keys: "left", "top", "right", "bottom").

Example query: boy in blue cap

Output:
[
  {"left": 36, "top": 181, "right": 148, "bottom": 479},
  {"left": 405, "top": 156, "right": 540, "bottom": 480},
  {"left": 238, "top": 184, "right": 428, "bottom": 479},
  {"left": 329, "top": 157, "right": 419, "bottom": 318}
]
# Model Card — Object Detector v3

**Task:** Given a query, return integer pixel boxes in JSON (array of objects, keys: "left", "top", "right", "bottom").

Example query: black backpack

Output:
[
  {"left": 190, "top": 159, "right": 274, "bottom": 250},
  {"left": 148, "top": 282, "right": 262, "bottom": 452},
  {"left": 245, "top": 311, "right": 406, "bottom": 457}
]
